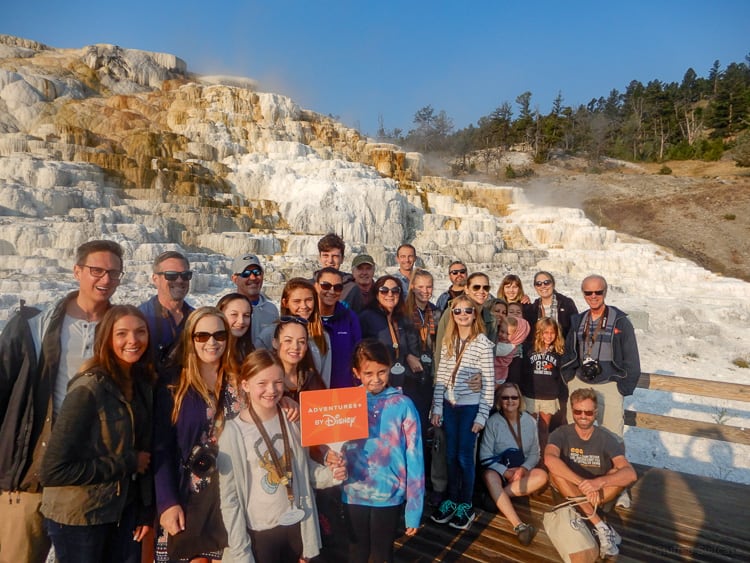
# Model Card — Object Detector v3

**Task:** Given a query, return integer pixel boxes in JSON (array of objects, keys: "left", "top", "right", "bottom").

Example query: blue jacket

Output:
[
  {"left": 341, "top": 386, "right": 424, "bottom": 528},
  {"left": 561, "top": 305, "right": 641, "bottom": 396},
  {"left": 322, "top": 302, "right": 362, "bottom": 389}
]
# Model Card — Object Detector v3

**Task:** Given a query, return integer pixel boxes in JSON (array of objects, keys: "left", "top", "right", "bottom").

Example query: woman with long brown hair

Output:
[
  {"left": 257, "top": 278, "right": 331, "bottom": 387},
  {"left": 357, "top": 274, "right": 422, "bottom": 390},
  {"left": 153, "top": 307, "right": 237, "bottom": 563},
  {"left": 41, "top": 305, "right": 154, "bottom": 563}
]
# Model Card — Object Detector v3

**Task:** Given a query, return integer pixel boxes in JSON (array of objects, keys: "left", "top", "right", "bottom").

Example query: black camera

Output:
[
  {"left": 580, "top": 358, "right": 602, "bottom": 381},
  {"left": 187, "top": 442, "right": 219, "bottom": 478}
]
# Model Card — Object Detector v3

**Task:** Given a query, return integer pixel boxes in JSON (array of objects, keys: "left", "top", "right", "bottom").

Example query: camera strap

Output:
[
  {"left": 246, "top": 403, "right": 294, "bottom": 503},
  {"left": 582, "top": 307, "right": 607, "bottom": 360}
]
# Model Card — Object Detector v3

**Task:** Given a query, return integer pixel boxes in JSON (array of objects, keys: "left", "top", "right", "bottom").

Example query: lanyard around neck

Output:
[{"left": 246, "top": 404, "right": 294, "bottom": 502}]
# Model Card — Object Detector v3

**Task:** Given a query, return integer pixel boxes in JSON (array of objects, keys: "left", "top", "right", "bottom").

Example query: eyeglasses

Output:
[
  {"left": 378, "top": 286, "right": 402, "bottom": 295},
  {"left": 157, "top": 270, "right": 193, "bottom": 282},
  {"left": 583, "top": 290, "right": 605, "bottom": 296},
  {"left": 500, "top": 395, "right": 519, "bottom": 401},
  {"left": 80, "top": 265, "right": 124, "bottom": 280},
  {"left": 238, "top": 268, "right": 263, "bottom": 278},
  {"left": 450, "top": 268, "right": 467, "bottom": 275},
  {"left": 319, "top": 281, "right": 344, "bottom": 293},
  {"left": 572, "top": 408, "right": 596, "bottom": 416},
  {"left": 279, "top": 315, "right": 309, "bottom": 326},
  {"left": 534, "top": 279, "right": 552, "bottom": 287},
  {"left": 192, "top": 330, "right": 228, "bottom": 343},
  {"left": 452, "top": 307, "right": 475, "bottom": 315},
  {"left": 470, "top": 284, "right": 490, "bottom": 292}
]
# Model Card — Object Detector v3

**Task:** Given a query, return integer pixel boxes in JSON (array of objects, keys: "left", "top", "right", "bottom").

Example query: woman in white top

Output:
[
  {"left": 480, "top": 382, "right": 548, "bottom": 546},
  {"left": 430, "top": 295, "right": 495, "bottom": 531}
]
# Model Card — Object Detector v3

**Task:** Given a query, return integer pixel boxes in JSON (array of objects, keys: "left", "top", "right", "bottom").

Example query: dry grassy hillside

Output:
[{"left": 512, "top": 159, "right": 750, "bottom": 282}]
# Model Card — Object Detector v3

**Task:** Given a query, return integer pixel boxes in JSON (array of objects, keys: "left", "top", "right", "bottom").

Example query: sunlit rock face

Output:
[{"left": 1, "top": 34, "right": 750, "bottom": 409}]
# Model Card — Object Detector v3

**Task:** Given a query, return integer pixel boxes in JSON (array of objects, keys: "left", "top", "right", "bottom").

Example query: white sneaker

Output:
[
  {"left": 595, "top": 524, "right": 621, "bottom": 558},
  {"left": 615, "top": 489, "right": 631, "bottom": 509}
]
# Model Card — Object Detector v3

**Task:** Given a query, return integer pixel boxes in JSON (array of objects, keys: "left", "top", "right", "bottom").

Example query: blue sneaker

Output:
[
  {"left": 430, "top": 499, "right": 458, "bottom": 524},
  {"left": 448, "top": 503, "right": 476, "bottom": 530}
]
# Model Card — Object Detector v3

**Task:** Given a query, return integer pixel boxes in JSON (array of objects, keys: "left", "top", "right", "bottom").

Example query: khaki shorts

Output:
[{"left": 523, "top": 396, "right": 560, "bottom": 416}]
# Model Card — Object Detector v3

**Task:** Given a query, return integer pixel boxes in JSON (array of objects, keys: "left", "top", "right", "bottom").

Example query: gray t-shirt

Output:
[{"left": 548, "top": 424, "right": 624, "bottom": 479}]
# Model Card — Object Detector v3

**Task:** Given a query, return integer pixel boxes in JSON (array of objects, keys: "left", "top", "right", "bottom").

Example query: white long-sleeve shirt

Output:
[{"left": 432, "top": 333, "right": 495, "bottom": 427}]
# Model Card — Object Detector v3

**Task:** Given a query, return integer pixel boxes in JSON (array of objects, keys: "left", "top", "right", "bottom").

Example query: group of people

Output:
[{"left": 0, "top": 233, "right": 641, "bottom": 563}]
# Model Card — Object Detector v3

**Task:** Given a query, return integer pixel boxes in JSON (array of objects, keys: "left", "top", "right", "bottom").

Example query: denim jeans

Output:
[
  {"left": 45, "top": 502, "right": 141, "bottom": 563},
  {"left": 45, "top": 518, "right": 114, "bottom": 563},
  {"left": 443, "top": 402, "right": 479, "bottom": 505}
]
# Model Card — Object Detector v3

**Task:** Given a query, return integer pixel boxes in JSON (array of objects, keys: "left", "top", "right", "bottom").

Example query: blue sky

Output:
[{"left": 4, "top": 1, "right": 749, "bottom": 136}]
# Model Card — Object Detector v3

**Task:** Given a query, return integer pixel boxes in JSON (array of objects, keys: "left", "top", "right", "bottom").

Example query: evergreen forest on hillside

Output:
[{"left": 377, "top": 55, "right": 750, "bottom": 169}]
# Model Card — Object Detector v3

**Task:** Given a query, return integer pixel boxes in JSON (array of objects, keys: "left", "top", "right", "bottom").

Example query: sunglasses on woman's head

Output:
[
  {"left": 318, "top": 281, "right": 344, "bottom": 292},
  {"left": 378, "top": 286, "right": 401, "bottom": 295},
  {"left": 470, "top": 284, "right": 490, "bottom": 292},
  {"left": 452, "top": 307, "right": 475, "bottom": 315},
  {"left": 192, "top": 330, "right": 228, "bottom": 343},
  {"left": 279, "top": 315, "right": 309, "bottom": 325}
]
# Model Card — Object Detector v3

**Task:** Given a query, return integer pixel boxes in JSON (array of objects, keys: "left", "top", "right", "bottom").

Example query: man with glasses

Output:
[
  {"left": 139, "top": 251, "right": 194, "bottom": 368},
  {"left": 314, "top": 267, "right": 362, "bottom": 388},
  {"left": 561, "top": 275, "right": 641, "bottom": 440},
  {"left": 545, "top": 388, "right": 637, "bottom": 559},
  {"left": 435, "top": 260, "right": 468, "bottom": 313},
  {"left": 231, "top": 253, "right": 278, "bottom": 347},
  {"left": 0, "top": 240, "right": 124, "bottom": 563}
]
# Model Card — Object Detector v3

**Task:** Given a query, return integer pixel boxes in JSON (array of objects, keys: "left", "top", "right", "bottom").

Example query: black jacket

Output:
[
  {"left": 0, "top": 293, "right": 78, "bottom": 492},
  {"left": 40, "top": 367, "right": 154, "bottom": 526},
  {"left": 524, "top": 291, "right": 579, "bottom": 340}
]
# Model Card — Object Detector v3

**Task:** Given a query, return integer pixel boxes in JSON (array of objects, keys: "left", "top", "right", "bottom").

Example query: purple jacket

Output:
[
  {"left": 153, "top": 381, "right": 212, "bottom": 514},
  {"left": 323, "top": 302, "right": 362, "bottom": 389}
]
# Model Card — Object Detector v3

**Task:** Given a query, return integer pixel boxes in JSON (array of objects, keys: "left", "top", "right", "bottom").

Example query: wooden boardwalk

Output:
[
  {"left": 388, "top": 465, "right": 750, "bottom": 562},
  {"left": 312, "top": 374, "right": 750, "bottom": 562},
  {"left": 314, "top": 464, "right": 750, "bottom": 562}
]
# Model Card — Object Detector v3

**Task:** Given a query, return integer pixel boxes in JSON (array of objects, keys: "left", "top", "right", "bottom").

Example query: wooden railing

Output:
[{"left": 624, "top": 372, "right": 750, "bottom": 446}]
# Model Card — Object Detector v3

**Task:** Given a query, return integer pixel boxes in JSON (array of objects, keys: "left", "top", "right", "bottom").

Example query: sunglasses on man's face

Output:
[
  {"left": 452, "top": 307, "right": 475, "bottom": 315},
  {"left": 583, "top": 290, "right": 605, "bottom": 296},
  {"left": 470, "top": 284, "right": 490, "bottom": 292},
  {"left": 319, "top": 281, "right": 344, "bottom": 293},
  {"left": 157, "top": 270, "right": 193, "bottom": 282},
  {"left": 378, "top": 286, "right": 402, "bottom": 295},
  {"left": 534, "top": 279, "right": 552, "bottom": 287},
  {"left": 450, "top": 268, "right": 467, "bottom": 276},
  {"left": 239, "top": 268, "right": 263, "bottom": 278},
  {"left": 572, "top": 408, "right": 596, "bottom": 416},
  {"left": 192, "top": 330, "right": 228, "bottom": 343}
]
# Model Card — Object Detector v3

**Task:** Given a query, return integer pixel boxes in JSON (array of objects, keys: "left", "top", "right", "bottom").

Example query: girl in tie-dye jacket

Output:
[{"left": 341, "top": 339, "right": 424, "bottom": 563}]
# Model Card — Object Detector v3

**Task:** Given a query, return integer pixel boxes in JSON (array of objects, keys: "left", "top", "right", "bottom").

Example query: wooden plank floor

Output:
[{"left": 314, "top": 465, "right": 750, "bottom": 562}]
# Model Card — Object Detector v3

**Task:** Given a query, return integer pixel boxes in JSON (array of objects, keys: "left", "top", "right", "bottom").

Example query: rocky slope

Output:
[{"left": 1, "top": 35, "right": 749, "bottom": 484}]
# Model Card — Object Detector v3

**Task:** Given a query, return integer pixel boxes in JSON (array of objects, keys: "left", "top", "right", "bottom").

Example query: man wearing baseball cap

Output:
[
  {"left": 343, "top": 253, "right": 376, "bottom": 313},
  {"left": 231, "top": 254, "right": 279, "bottom": 346}
]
